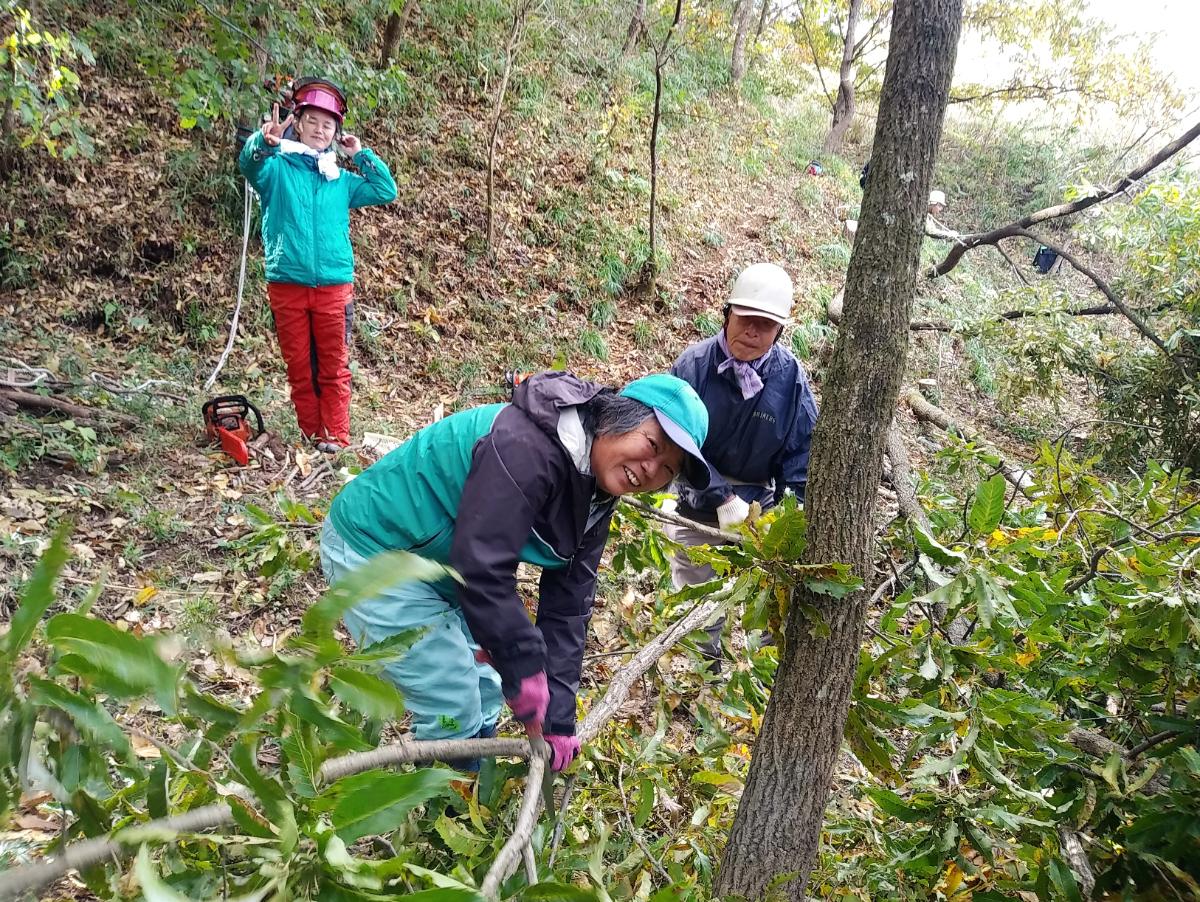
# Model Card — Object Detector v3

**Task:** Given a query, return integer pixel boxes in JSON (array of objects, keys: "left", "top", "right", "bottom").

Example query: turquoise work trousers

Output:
[{"left": 319, "top": 520, "right": 504, "bottom": 739}]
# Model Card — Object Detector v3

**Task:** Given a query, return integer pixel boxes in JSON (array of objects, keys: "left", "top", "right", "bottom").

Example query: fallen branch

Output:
[
  {"left": 930, "top": 118, "right": 1200, "bottom": 278},
  {"left": 0, "top": 387, "right": 138, "bottom": 426},
  {"left": 903, "top": 388, "right": 1036, "bottom": 497},
  {"left": 318, "top": 737, "right": 531, "bottom": 781},
  {"left": 1057, "top": 827, "right": 1096, "bottom": 900},
  {"left": 579, "top": 595, "right": 724, "bottom": 741},
  {"left": 622, "top": 497, "right": 742, "bottom": 545},
  {"left": 0, "top": 803, "right": 233, "bottom": 901},
  {"left": 1008, "top": 229, "right": 1178, "bottom": 364},
  {"left": 0, "top": 736, "right": 532, "bottom": 900},
  {"left": 1, "top": 591, "right": 730, "bottom": 900},
  {"left": 480, "top": 747, "right": 548, "bottom": 900},
  {"left": 884, "top": 423, "right": 929, "bottom": 532}
]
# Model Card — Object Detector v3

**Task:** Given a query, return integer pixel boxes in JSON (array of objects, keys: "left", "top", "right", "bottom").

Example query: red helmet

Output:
[{"left": 292, "top": 80, "right": 346, "bottom": 124}]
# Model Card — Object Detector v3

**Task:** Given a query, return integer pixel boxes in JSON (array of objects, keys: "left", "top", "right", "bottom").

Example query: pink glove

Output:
[
  {"left": 507, "top": 672, "right": 549, "bottom": 737},
  {"left": 545, "top": 734, "right": 581, "bottom": 772}
]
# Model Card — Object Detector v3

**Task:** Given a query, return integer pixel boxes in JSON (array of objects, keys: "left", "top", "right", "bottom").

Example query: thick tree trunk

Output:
[
  {"left": 730, "top": 0, "right": 756, "bottom": 83},
  {"left": 379, "top": 1, "right": 417, "bottom": 68},
  {"left": 715, "top": 2, "right": 963, "bottom": 899},
  {"left": 821, "top": 0, "right": 863, "bottom": 154}
]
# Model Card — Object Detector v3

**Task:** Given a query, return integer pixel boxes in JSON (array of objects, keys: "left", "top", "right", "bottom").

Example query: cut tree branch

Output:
[
  {"left": 622, "top": 497, "right": 743, "bottom": 544},
  {"left": 929, "top": 119, "right": 1200, "bottom": 278},
  {"left": 0, "top": 590, "right": 731, "bottom": 900},
  {"left": 480, "top": 747, "right": 548, "bottom": 899},
  {"left": 0, "top": 388, "right": 139, "bottom": 426},
  {"left": 903, "top": 389, "right": 1036, "bottom": 497}
]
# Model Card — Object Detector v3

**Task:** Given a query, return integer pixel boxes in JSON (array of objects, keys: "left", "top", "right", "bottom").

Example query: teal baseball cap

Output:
[{"left": 620, "top": 374, "right": 712, "bottom": 489}]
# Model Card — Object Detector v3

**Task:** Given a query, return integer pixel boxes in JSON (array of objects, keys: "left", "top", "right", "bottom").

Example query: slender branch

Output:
[
  {"left": 579, "top": 595, "right": 724, "bottom": 741},
  {"left": 0, "top": 803, "right": 234, "bottom": 901},
  {"left": 547, "top": 772, "right": 579, "bottom": 867},
  {"left": 2, "top": 589, "right": 734, "bottom": 899},
  {"left": 796, "top": 11, "right": 834, "bottom": 112},
  {"left": 992, "top": 241, "right": 1030, "bottom": 286},
  {"left": 929, "top": 119, "right": 1200, "bottom": 278},
  {"left": 480, "top": 748, "right": 547, "bottom": 899},
  {"left": 318, "top": 738, "right": 531, "bottom": 781},
  {"left": 622, "top": 497, "right": 742, "bottom": 544},
  {"left": 1128, "top": 726, "right": 1196, "bottom": 759},
  {"left": 1010, "top": 229, "right": 1179, "bottom": 364}
]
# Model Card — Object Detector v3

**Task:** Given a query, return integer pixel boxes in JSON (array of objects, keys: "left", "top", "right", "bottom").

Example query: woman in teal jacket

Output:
[{"left": 238, "top": 81, "right": 397, "bottom": 451}]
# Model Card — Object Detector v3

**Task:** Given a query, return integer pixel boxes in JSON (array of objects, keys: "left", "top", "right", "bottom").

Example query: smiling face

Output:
[
  {"left": 725, "top": 311, "right": 783, "bottom": 362},
  {"left": 590, "top": 416, "right": 685, "bottom": 496},
  {"left": 294, "top": 107, "right": 338, "bottom": 151}
]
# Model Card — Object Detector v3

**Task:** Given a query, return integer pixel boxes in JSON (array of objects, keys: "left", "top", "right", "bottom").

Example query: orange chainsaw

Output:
[{"left": 202, "top": 395, "right": 264, "bottom": 466}]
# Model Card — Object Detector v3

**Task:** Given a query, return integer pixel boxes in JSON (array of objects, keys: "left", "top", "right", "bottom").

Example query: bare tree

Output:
[
  {"left": 821, "top": 0, "right": 863, "bottom": 153},
  {"left": 715, "top": 1, "right": 964, "bottom": 898},
  {"left": 640, "top": 0, "right": 685, "bottom": 296},
  {"left": 486, "top": 0, "right": 535, "bottom": 254}
]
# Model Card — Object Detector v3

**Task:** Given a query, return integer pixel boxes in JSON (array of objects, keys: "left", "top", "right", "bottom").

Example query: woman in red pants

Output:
[{"left": 238, "top": 79, "right": 397, "bottom": 451}]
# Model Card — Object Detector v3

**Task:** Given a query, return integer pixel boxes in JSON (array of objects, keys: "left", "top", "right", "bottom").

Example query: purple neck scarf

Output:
[{"left": 716, "top": 330, "right": 767, "bottom": 400}]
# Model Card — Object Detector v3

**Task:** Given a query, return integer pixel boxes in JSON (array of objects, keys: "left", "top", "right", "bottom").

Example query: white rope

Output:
[
  {"left": 203, "top": 179, "right": 254, "bottom": 392},
  {"left": 1, "top": 358, "right": 54, "bottom": 388}
]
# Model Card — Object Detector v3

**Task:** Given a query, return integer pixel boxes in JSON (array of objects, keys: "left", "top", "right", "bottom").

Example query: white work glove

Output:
[{"left": 716, "top": 495, "right": 752, "bottom": 530}]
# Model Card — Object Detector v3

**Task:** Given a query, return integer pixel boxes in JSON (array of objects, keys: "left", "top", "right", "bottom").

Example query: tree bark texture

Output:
[
  {"left": 486, "top": 0, "right": 529, "bottom": 253},
  {"left": 730, "top": 0, "right": 756, "bottom": 83},
  {"left": 621, "top": 0, "right": 647, "bottom": 57},
  {"left": 821, "top": 0, "right": 863, "bottom": 154},
  {"left": 645, "top": 0, "right": 684, "bottom": 292},
  {"left": 715, "top": 2, "right": 963, "bottom": 899}
]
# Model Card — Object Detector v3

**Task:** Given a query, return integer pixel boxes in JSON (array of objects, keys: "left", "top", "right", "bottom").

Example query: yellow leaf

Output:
[
  {"left": 988, "top": 529, "right": 1010, "bottom": 548},
  {"left": 133, "top": 585, "right": 157, "bottom": 606},
  {"left": 1015, "top": 650, "right": 1037, "bottom": 667},
  {"left": 936, "top": 860, "right": 964, "bottom": 895}
]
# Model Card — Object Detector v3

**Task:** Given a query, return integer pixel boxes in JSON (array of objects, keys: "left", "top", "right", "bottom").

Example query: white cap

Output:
[
  {"left": 727, "top": 262, "right": 794, "bottom": 326},
  {"left": 929, "top": 189, "right": 947, "bottom": 206}
]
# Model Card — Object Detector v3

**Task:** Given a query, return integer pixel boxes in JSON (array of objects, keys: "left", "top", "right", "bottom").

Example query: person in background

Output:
[
  {"left": 669, "top": 263, "right": 819, "bottom": 671},
  {"left": 238, "top": 79, "right": 397, "bottom": 452},
  {"left": 319, "top": 372, "right": 711, "bottom": 771}
]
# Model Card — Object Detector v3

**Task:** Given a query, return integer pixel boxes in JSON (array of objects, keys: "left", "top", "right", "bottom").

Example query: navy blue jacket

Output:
[{"left": 671, "top": 336, "right": 818, "bottom": 521}]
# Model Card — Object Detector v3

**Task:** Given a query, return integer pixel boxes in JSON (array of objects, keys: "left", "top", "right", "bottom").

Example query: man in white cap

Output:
[{"left": 668, "top": 262, "right": 819, "bottom": 671}]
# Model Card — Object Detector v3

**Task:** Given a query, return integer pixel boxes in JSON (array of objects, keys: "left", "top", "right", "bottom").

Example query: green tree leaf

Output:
[
  {"left": 329, "top": 667, "right": 406, "bottom": 720},
  {"left": 4, "top": 523, "right": 70, "bottom": 665},
  {"left": 330, "top": 768, "right": 455, "bottom": 843},
  {"left": 28, "top": 677, "right": 132, "bottom": 759},
  {"left": 44, "top": 613, "right": 180, "bottom": 715},
  {"left": 968, "top": 473, "right": 1008, "bottom": 534},
  {"left": 134, "top": 845, "right": 190, "bottom": 902},
  {"left": 303, "top": 551, "right": 455, "bottom": 640},
  {"left": 913, "top": 525, "right": 967, "bottom": 567}
]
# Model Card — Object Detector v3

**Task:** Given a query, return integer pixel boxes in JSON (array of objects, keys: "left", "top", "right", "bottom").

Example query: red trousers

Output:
[{"left": 267, "top": 282, "right": 354, "bottom": 446}]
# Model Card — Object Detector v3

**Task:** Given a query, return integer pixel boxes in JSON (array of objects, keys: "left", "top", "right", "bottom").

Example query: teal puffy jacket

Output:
[{"left": 238, "top": 131, "right": 397, "bottom": 287}]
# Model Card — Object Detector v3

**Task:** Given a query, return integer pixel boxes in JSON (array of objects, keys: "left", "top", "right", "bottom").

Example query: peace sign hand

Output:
[{"left": 261, "top": 103, "right": 294, "bottom": 147}]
